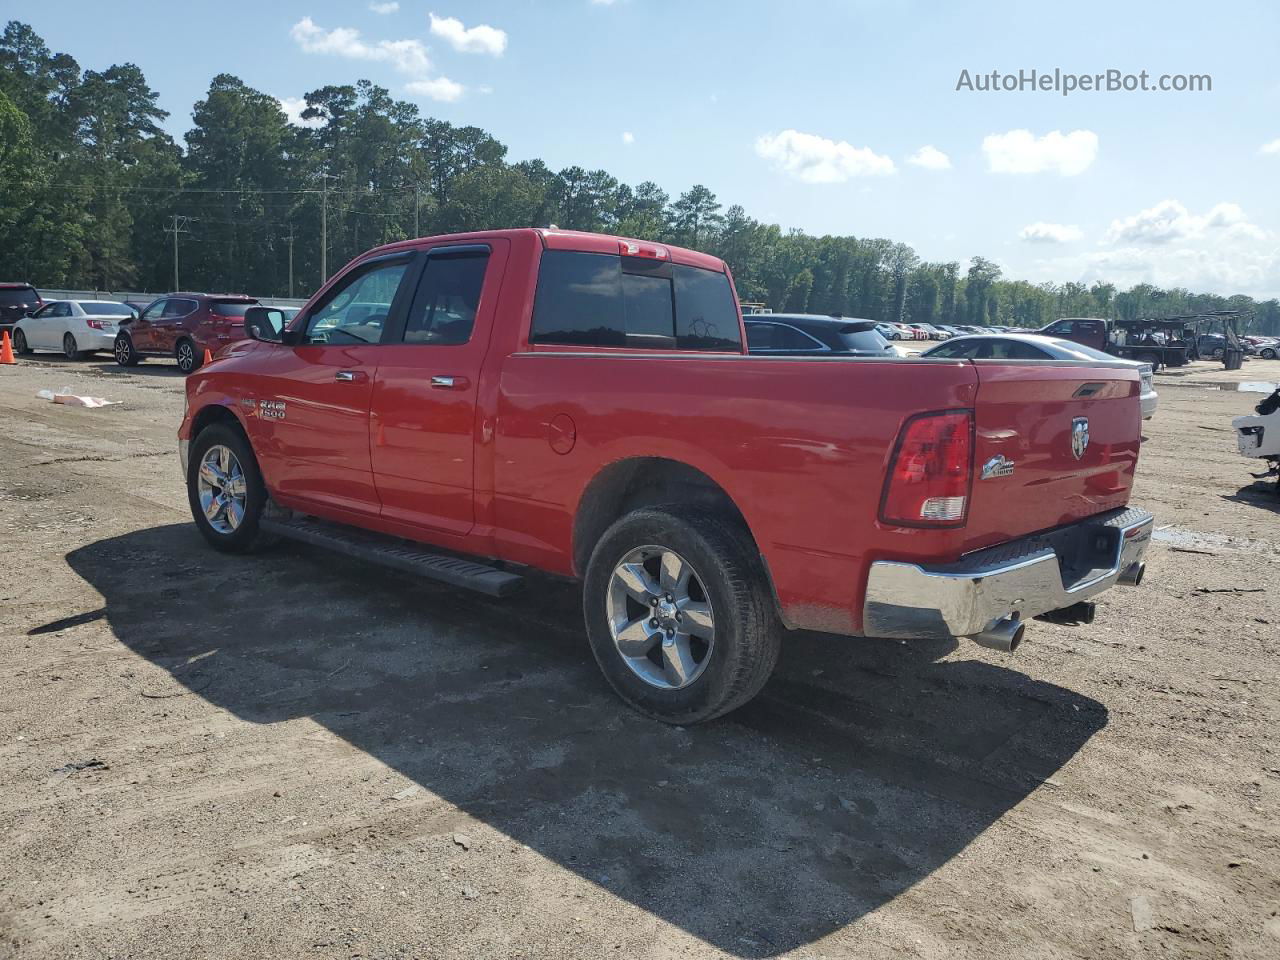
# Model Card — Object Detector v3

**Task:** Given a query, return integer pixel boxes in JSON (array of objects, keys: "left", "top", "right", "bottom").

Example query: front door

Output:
[
  {"left": 26, "top": 302, "right": 66, "bottom": 349},
  {"left": 129, "top": 298, "right": 167, "bottom": 351},
  {"left": 250, "top": 254, "right": 416, "bottom": 519},
  {"left": 369, "top": 241, "right": 504, "bottom": 536}
]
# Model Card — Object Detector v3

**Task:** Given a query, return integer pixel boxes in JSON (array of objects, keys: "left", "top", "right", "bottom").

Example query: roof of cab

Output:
[{"left": 360, "top": 227, "right": 728, "bottom": 273}]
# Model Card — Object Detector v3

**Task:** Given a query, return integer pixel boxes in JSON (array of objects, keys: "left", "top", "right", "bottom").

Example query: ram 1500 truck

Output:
[{"left": 178, "top": 228, "right": 1153, "bottom": 724}]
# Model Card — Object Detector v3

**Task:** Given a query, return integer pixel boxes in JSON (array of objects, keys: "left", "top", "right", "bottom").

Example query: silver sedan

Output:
[{"left": 921, "top": 332, "right": 1159, "bottom": 420}]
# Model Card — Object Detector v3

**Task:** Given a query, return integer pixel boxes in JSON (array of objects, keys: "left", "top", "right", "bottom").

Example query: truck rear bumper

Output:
[{"left": 862, "top": 506, "right": 1153, "bottom": 640}]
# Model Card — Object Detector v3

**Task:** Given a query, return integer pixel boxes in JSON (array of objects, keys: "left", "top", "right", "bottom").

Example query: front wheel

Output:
[
  {"left": 187, "top": 423, "right": 267, "bottom": 553},
  {"left": 114, "top": 333, "right": 141, "bottom": 366},
  {"left": 13, "top": 328, "right": 31, "bottom": 354},
  {"left": 583, "top": 507, "right": 781, "bottom": 725}
]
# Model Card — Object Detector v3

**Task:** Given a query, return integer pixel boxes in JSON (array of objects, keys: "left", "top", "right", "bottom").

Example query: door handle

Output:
[
  {"left": 431, "top": 375, "right": 469, "bottom": 389},
  {"left": 335, "top": 370, "right": 367, "bottom": 383}
]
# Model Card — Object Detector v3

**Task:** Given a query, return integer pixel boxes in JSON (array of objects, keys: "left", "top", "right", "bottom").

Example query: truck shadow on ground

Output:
[
  {"left": 61, "top": 524, "right": 1107, "bottom": 957},
  {"left": 1223, "top": 481, "right": 1280, "bottom": 514}
]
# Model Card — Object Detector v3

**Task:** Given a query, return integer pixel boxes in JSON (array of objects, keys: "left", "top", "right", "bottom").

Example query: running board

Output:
[{"left": 260, "top": 516, "right": 523, "bottom": 597}]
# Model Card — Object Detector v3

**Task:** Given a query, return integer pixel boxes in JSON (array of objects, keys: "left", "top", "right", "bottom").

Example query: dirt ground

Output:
[{"left": 1, "top": 352, "right": 1277, "bottom": 960}]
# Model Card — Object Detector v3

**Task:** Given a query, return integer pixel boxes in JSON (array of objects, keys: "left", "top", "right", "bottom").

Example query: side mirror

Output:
[{"left": 244, "top": 306, "right": 285, "bottom": 343}]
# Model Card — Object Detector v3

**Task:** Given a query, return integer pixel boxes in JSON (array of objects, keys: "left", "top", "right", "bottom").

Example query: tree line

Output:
[{"left": 1, "top": 20, "right": 1276, "bottom": 333}]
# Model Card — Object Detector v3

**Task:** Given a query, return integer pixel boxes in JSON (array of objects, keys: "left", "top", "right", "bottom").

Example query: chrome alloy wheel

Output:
[
  {"left": 605, "top": 546, "right": 716, "bottom": 690},
  {"left": 177, "top": 340, "right": 196, "bottom": 372},
  {"left": 196, "top": 444, "right": 248, "bottom": 534},
  {"left": 114, "top": 336, "right": 131, "bottom": 364}
]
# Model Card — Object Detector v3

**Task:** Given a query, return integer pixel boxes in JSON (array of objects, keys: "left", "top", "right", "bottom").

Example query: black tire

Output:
[
  {"left": 63, "top": 332, "right": 86, "bottom": 360},
  {"left": 114, "top": 333, "right": 140, "bottom": 366},
  {"left": 12, "top": 328, "right": 31, "bottom": 354},
  {"left": 1135, "top": 351, "right": 1160, "bottom": 370},
  {"left": 583, "top": 506, "right": 781, "bottom": 725},
  {"left": 1262, "top": 348, "right": 1277, "bottom": 360},
  {"left": 187, "top": 422, "right": 267, "bottom": 553},
  {"left": 176, "top": 337, "right": 201, "bottom": 374}
]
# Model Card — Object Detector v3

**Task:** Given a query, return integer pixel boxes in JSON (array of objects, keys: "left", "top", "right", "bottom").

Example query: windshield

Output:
[
  {"left": 0, "top": 288, "right": 39, "bottom": 306},
  {"left": 81, "top": 302, "right": 135, "bottom": 316}
]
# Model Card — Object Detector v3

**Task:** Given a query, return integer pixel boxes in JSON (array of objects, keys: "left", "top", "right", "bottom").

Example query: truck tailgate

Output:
[{"left": 963, "top": 361, "right": 1142, "bottom": 552}]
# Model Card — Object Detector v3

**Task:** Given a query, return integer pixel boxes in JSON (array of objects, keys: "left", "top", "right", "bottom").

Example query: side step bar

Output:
[{"left": 260, "top": 516, "right": 523, "bottom": 598}]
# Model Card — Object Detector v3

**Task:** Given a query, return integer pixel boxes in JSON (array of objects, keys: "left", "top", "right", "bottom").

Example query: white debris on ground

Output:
[{"left": 35, "top": 387, "right": 120, "bottom": 408}]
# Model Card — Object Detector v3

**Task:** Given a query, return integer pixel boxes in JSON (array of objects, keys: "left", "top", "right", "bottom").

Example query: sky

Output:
[{"left": 13, "top": 0, "right": 1280, "bottom": 297}]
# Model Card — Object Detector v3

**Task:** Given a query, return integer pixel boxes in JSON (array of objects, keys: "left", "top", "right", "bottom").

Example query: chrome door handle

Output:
[
  {"left": 335, "top": 370, "right": 363, "bottom": 382},
  {"left": 430, "top": 375, "right": 456, "bottom": 389}
]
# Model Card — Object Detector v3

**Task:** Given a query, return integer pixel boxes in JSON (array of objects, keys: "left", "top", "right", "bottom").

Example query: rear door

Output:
[
  {"left": 151, "top": 297, "right": 197, "bottom": 354},
  {"left": 964, "top": 361, "right": 1142, "bottom": 551},
  {"left": 369, "top": 241, "right": 505, "bottom": 536},
  {"left": 250, "top": 253, "right": 416, "bottom": 519}
]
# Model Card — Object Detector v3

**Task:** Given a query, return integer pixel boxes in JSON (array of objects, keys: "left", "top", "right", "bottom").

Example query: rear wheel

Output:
[
  {"left": 1136, "top": 351, "right": 1160, "bottom": 370},
  {"left": 13, "top": 328, "right": 30, "bottom": 354},
  {"left": 63, "top": 332, "right": 85, "bottom": 360},
  {"left": 1262, "top": 347, "right": 1277, "bottom": 360},
  {"left": 176, "top": 337, "right": 201, "bottom": 374},
  {"left": 114, "top": 333, "right": 141, "bottom": 366},
  {"left": 583, "top": 506, "right": 781, "bottom": 725},
  {"left": 187, "top": 423, "right": 267, "bottom": 553}
]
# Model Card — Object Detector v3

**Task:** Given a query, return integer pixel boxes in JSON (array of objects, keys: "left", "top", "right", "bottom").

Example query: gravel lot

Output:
[{"left": 1, "top": 353, "right": 1278, "bottom": 959}]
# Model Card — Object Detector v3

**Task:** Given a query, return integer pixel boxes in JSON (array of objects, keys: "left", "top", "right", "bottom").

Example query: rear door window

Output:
[
  {"left": 162, "top": 299, "right": 196, "bottom": 318},
  {"left": 402, "top": 248, "right": 490, "bottom": 345}
]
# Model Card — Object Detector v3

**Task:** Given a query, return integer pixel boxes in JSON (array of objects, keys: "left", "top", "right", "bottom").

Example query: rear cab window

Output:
[{"left": 529, "top": 250, "right": 742, "bottom": 352}]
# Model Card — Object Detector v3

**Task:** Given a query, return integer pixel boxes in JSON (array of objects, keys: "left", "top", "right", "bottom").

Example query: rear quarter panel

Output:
[{"left": 492, "top": 354, "right": 981, "bottom": 634}]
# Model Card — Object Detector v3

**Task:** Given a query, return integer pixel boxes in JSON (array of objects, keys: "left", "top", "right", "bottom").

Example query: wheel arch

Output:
[
  {"left": 190, "top": 401, "right": 249, "bottom": 443},
  {"left": 571, "top": 457, "right": 762, "bottom": 579}
]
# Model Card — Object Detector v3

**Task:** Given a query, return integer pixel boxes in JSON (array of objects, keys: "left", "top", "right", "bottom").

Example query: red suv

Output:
[{"left": 114, "top": 293, "right": 259, "bottom": 373}]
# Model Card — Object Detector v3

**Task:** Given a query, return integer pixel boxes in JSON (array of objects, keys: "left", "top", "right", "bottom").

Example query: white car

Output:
[
  {"left": 12, "top": 300, "right": 138, "bottom": 359},
  {"left": 921, "top": 332, "right": 1159, "bottom": 420}
]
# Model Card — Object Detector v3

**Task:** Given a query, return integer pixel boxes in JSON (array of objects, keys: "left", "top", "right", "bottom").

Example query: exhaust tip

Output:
[
  {"left": 1118, "top": 562, "right": 1145, "bottom": 587},
  {"left": 966, "top": 615, "right": 1025, "bottom": 653}
]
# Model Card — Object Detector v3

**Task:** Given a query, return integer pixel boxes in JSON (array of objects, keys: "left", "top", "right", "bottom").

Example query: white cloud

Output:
[
  {"left": 621, "top": 131, "right": 635, "bottom": 145},
  {"left": 1261, "top": 138, "right": 1280, "bottom": 155},
  {"left": 1020, "top": 222, "right": 1084, "bottom": 244},
  {"left": 277, "top": 96, "right": 325, "bottom": 129},
  {"left": 1104, "top": 200, "right": 1266, "bottom": 245},
  {"left": 906, "top": 145, "right": 950, "bottom": 170},
  {"left": 290, "top": 16, "right": 430, "bottom": 74},
  {"left": 755, "top": 129, "right": 895, "bottom": 183},
  {"left": 406, "top": 76, "right": 465, "bottom": 102},
  {"left": 429, "top": 13, "right": 507, "bottom": 56},
  {"left": 369, "top": 1, "right": 399, "bottom": 13},
  {"left": 982, "top": 129, "right": 1098, "bottom": 175}
]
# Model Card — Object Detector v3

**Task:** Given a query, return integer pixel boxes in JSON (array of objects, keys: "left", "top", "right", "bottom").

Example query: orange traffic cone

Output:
[
  {"left": 202, "top": 348, "right": 214, "bottom": 366},
  {"left": 0, "top": 330, "right": 15, "bottom": 365}
]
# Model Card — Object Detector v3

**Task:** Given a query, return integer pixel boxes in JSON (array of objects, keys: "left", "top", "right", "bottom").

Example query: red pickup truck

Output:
[{"left": 178, "top": 228, "right": 1153, "bottom": 724}]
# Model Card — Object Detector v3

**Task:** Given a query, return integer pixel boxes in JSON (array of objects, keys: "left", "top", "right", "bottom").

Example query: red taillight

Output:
[
  {"left": 618, "top": 239, "right": 668, "bottom": 260},
  {"left": 85, "top": 318, "right": 108, "bottom": 330},
  {"left": 880, "top": 410, "right": 974, "bottom": 527}
]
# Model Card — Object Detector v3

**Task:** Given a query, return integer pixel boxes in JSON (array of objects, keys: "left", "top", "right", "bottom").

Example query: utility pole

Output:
[
  {"left": 319, "top": 172, "right": 337, "bottom": 284},
  {"left": 163, "top": 215, "right": 192, "bottom": 290},
  {"left": 286, "top": 225, "right": 295, "bottom": 299},
  {"left": 414, "top": 182, "right": 420, "bottom": 239}
]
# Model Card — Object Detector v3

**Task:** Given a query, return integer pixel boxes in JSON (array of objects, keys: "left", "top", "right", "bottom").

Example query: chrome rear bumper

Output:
[{"left": 862, "top": 506, "right": 1153, "bottom": 640}]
